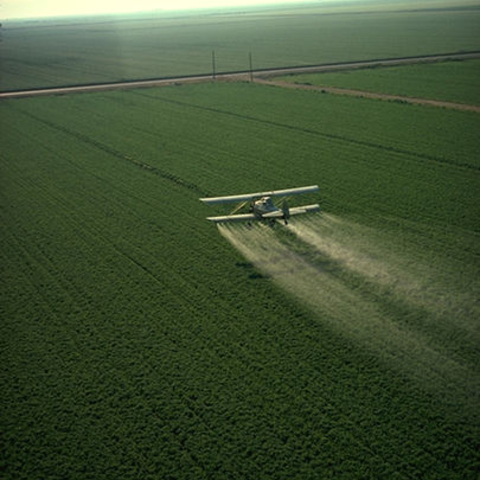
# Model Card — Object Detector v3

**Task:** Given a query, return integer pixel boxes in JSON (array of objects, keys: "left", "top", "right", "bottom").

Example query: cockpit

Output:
[{"left": 254, "top": 196, "right": 277, "bottom": 213}]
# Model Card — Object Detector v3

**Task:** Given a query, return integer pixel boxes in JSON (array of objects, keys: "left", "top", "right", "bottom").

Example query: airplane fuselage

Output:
[{"left": 251, "top": 196, "right": 279, "bottom": 219}]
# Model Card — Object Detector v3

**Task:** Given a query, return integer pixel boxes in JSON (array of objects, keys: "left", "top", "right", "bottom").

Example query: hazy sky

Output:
[{"left": 0, "top": 0, "right": 323, "bottom": 19}]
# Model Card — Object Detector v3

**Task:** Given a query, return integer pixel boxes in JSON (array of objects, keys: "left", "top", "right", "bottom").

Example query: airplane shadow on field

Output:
[{"left": 235, "top": 261, "right": 265, "bottom": 280}]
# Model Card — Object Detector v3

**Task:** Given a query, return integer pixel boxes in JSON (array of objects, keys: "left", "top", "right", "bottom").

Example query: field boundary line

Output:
[
  {"left": 255, "top": 79, "right": 480, "bottom": 113},
  {"left": 1, "top": 51, "right": 479, "bottom": 99}
]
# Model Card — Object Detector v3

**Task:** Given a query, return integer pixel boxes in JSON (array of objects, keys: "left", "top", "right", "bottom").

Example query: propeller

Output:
[{"left": 282, "top": 199, "right": 290, "bottom": 225}]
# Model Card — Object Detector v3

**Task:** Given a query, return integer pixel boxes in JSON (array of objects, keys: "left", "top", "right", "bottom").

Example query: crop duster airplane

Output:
[{"left": 200, "top": 185, "right": 320, "bottom": 224}]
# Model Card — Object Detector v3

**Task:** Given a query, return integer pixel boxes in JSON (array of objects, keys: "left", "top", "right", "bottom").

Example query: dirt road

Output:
[
  {"left": 1, "top": 51, "right": 479, "bottom": 100},
  {"left": 255, "top": 79, "right": 480, "bottom": 113}
]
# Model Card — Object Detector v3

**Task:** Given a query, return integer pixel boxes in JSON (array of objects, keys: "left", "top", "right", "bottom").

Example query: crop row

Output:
[{"left": 1, "top": 82, "right": 479, "bottom": 478}]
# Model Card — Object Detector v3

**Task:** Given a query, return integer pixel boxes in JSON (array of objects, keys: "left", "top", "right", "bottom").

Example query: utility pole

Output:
[
  {"left": 249, "top": 52, "right": 254, "bottom": 83},
  {"left": 212, "top": 50, "right": 216, "bottom": 81}
]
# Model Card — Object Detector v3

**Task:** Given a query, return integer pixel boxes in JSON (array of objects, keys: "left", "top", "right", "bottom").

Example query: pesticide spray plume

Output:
[
  {"left": 218, "top": 217, "right": 480, "bottom": 421},
  {"left": 288, "top": 215, "right": 480, "bottom": 337}
]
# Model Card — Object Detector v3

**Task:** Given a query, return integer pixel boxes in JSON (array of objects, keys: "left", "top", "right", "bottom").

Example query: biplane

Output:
[{"left": 200, "top": 185, "right": 320, "bottom": 224}]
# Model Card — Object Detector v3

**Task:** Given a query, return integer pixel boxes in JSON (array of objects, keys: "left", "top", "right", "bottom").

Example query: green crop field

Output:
[
  {"left": 1, "top": 0, "right": 480, "bottom": 91},
  {"left": 1, "top": 81, "right": 479, "bottom": 478},
  {"left": 278, "top": 58, "right": 480, "bottom": 105}
]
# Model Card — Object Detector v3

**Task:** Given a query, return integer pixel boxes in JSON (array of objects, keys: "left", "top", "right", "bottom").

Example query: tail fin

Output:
[{"left": 282, "top": 200, "right": 290, "bottom": 225}]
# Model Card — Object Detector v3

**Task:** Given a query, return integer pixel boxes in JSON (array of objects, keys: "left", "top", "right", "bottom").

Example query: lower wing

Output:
[
  {"left": 288, "top": 204, "right": 321, "bottom": 216},
  {"left": 206, "top": 213, "right": 256, "bottom": 223},
  {"left": 206, "top": 204, "right": 320, "bottom": 223}
]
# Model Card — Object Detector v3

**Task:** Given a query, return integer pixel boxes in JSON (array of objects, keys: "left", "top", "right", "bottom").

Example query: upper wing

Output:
[
  {"left": 206, "top": 213, "right": 256, "bottom": 223},
  {"left": 200, "top": 185, "right": 319, "bottom": 205}
]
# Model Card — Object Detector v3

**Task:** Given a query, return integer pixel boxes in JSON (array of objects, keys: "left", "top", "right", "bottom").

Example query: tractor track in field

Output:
[
  {"left": 1, "top": 51, "right": 479, "bottom": 100},
  {"left": 9, "top": 104, "right": 208, "bottom": 196}
]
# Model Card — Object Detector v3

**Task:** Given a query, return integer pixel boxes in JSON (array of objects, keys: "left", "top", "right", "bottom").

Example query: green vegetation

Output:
[
  {"left": 1, "top": 0, "right": 480, "bottom": 91},
  {"left": 278, "top": 59, "right": 480, "bottom": 105},
  {"left": 1, "top": 82, "right": 479, "bottom": 478}
]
